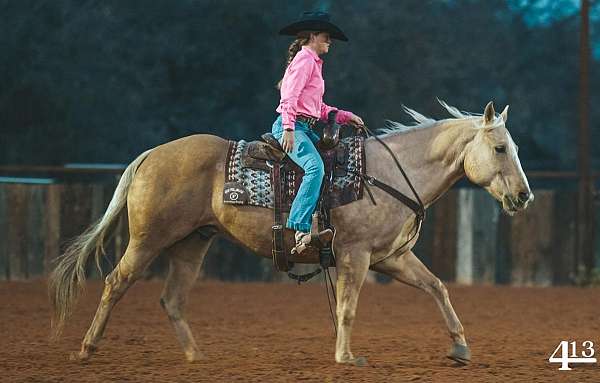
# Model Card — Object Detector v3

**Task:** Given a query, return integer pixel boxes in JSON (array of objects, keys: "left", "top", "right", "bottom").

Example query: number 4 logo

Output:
[{"left": 549, "top": 341, "right": 597, "bottom": 370}]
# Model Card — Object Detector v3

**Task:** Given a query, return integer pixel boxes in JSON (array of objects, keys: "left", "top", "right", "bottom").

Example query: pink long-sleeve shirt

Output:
[{"left": 276, "top": 46, "right": 353, "bottom": 131}]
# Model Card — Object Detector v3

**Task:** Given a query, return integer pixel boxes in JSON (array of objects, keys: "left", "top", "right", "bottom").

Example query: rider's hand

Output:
[
  {"left": 348, "top": 113, "right": 364, "bottom": 127},
  {"left": 281, "top": 130, "right": 294, "bottom": 153}
]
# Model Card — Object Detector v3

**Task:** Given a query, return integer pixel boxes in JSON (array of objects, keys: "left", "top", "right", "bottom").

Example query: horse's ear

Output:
[
  {"left": 483, "top": 101, "right": 495, "bottom": 125},
  {"left": 500, "top": 105, "right": 509, "bottom": 123}
]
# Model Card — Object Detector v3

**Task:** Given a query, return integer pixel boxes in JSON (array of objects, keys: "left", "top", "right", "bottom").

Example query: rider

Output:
[{"left": 273, "top": 11, "right": 364, "bottom": 254}]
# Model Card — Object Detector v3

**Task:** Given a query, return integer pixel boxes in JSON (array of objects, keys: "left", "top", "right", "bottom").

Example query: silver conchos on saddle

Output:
[{"left": 223, "top": 182, "right": 249, "bottom": 204}]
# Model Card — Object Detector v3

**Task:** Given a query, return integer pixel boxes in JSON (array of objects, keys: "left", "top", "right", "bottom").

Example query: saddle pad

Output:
[{"left": 223, "top": 136, "right": 365, "bottom": 211}]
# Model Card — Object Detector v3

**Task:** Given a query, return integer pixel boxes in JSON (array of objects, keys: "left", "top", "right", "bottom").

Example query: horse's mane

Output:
[{"left": 377, "top": 99, "right": 504, "bottom": 136}]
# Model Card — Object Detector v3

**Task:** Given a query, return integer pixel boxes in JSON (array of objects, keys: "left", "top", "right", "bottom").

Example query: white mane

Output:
[{"left": 378, "top": 99, "right": 505, "bottom": 135}]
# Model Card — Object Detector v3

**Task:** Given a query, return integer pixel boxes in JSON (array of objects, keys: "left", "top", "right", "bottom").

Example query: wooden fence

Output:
[
  {"left": 411, "top": 189, "right": 590, "bottom": 286},
  {"left": 0, "top": 182, "right": 127, "bottom": 280},
  {"left": 0, "top": 181, "right": 597, "bottom": 285}
]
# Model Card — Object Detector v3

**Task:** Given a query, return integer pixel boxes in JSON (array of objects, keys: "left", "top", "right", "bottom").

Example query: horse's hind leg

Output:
[
  {"left": 76, "top": 242, "right": 158, "bottom": 361},
  {"left": 371, "top": 250, "right": 470, "bottom": 364},
  {"left": 160, "top": 232, "right": 214, "bottom": 362}
]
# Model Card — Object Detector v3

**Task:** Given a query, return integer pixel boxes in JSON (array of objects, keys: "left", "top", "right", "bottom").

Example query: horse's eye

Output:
[{"left": 495, "top": 146, "right": 506, "bottom": 154}]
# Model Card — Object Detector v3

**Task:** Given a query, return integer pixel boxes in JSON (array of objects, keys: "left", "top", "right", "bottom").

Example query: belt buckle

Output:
[{"left": 300, "top": 115, "right": 316, "bottom": 127}]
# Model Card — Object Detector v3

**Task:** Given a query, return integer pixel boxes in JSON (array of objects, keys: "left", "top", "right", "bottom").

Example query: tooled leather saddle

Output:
[{"left": 223, "top": 111, "right": 366, "bottom": 273}]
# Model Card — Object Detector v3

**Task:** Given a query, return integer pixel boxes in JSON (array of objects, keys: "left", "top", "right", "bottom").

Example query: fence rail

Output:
[
  {"left": 0, "top": 181, "right": 597, "bottom": 284},
  {"left": 2, "top": 165, "right": 600, "bottom": 179}
]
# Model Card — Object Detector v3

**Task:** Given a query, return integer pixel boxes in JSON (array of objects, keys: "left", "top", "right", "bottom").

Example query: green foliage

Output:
[{"left": 0, "top": 0, "right": 598, "bottom": 171}]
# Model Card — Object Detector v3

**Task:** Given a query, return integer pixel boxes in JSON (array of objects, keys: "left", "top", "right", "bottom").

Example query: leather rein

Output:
[
  {"left": 345, "top": 124, "right": 426, "bottom": 260},
  {"left": 324, "top": 122, "right": 427, "bottom": 336}
]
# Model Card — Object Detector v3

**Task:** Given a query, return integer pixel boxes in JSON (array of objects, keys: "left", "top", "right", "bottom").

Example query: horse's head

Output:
[{"left": 463, "top": 102, "right": 533, "bottom": 215}]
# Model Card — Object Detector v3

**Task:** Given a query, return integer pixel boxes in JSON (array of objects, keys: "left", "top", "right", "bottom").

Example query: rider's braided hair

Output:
[{"left": 276, "top": 31, "right": 315, "bottom": 89}]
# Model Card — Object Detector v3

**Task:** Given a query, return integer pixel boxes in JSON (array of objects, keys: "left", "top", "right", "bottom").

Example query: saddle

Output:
[{"left": 223, "top": 112, "right": 366, "bottom": 273}]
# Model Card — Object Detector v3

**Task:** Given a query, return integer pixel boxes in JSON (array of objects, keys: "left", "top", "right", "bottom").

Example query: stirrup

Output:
[{"left": 291, "top": 229, "right": 334, "bottom": 255}]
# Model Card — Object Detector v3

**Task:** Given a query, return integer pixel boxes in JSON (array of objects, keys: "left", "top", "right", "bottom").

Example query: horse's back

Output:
[
  {"left": 137, "top": 134, "right": 229, "bottom": 176},
  {"left": 127, "top": 134, "right": 231, "bottom": 238},
  {"left": 155, "top": 133, "right": 230, "bottom": 160}
]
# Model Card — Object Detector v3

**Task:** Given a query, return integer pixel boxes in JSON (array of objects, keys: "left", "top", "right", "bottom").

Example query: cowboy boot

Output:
[
  {"left": 291, "top": 228, "right": 334, "bottom": 255},
  {"left": 291, "top": 231, "right": 310, "bottom": 254}
]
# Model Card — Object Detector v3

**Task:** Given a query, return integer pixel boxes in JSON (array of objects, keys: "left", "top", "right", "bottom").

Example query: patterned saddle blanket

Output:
[{"left": 223, "top": 135, "right": 365, "bottom": 211}]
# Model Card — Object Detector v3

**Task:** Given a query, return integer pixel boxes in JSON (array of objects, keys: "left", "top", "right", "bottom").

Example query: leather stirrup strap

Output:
[{"left": 271, "top": 163, "right": 289, "bottom": 271}]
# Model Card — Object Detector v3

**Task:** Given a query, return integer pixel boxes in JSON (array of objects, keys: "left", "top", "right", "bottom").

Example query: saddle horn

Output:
[{"left": 320, "top": 110, "right": 341, "bottom": 150}]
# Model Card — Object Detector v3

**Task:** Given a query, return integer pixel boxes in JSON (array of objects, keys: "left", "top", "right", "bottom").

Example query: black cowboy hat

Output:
[{"left": 279, "top": 11, "right": 348, "bottom": 42}]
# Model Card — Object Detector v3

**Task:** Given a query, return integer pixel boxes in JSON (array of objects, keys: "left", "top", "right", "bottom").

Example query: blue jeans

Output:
[{"left": 272, "top": 115, "right": 324, "bottom": 232}]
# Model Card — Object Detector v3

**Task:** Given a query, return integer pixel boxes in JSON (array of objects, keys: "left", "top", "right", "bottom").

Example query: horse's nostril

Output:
[{"left": 518, "top": 191, "right": 530, "bottom": 202}]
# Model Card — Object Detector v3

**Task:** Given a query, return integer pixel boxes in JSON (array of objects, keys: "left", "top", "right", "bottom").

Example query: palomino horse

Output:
[{"left": 50, "top": 100, "right": 533, "bottom": 366}]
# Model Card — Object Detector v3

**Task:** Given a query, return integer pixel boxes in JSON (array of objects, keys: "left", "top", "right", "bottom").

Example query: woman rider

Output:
[{"left": 273, "top": 11, "right": 364, "bottom": 254}]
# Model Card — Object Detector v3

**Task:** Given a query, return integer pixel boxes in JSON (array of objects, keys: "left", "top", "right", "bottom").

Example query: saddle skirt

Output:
[{"left": 223, "top": 135, "right": 366, "bottom": 211}]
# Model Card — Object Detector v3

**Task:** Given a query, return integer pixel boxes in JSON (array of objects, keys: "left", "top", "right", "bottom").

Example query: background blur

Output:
[{"left": 0, "top": 0, "right": 598, "bottom": 284}]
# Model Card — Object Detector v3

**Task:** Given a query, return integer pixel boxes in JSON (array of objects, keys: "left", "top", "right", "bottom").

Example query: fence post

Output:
[
  {"left": 27, "top": 185, "right": 46, "bottom": 277},
  {"left": 510, "top": 190, "right": 554, "bottom": 286},
  {"left": 551, "top": 190, "right": 577, "bottom": 284},
  {"left": 7, "top": 184, "right": 28, "bottom": 279},
  {"left": 456, "top": 189, "right": 474, "bottom": 284},
  {"left": 472, "top": 190, "right": 500, "bottom": 283},
  {"left": 431, "top": 189, "right": 457, "bottom": 281},
  {"left": 0, "top": 186, "right": 7, "bottom": 280},
  {"left": 44, "top": 184, "right": 62, "bottom": 274}
]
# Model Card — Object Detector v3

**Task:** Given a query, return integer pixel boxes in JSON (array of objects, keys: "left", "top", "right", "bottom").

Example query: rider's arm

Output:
[
  {"left": 320, "top": 103, "right": 353, "bottom": 125},
  {"left": 278, "top": 55, "right": 314, "bottom": 131}
]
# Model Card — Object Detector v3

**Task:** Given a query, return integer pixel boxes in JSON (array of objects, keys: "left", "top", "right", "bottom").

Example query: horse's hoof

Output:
[
  {"left": 447, "top": 343, "right": 471, "bottom": 365},
  {"left": 70, "top": 344, "right": 97, "bottom": 362},
  {"left": 338, "top": 356, "right": 368, "bottom": 367},
  {"left": 69, "top": 351, "right": 90, "bottom": 362},
  {"left": 185, "top": 350, "right": 204, "bottom": 362}
]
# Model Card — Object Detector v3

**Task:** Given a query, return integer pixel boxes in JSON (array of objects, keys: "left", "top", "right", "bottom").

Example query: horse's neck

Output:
[{"left": 373, "top": 119, "right": 474, "bottom": 207}]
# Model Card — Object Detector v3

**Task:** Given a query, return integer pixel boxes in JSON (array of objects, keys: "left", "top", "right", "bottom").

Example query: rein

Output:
[
  {"left": 291, "top": 122, "right": 427, "bottom": 337},
  {"left": 352, "top": 124, "right": 426, "bottom": 260},
  {"left": 322, "top": 123, "right": 427, "bottom": 337}
]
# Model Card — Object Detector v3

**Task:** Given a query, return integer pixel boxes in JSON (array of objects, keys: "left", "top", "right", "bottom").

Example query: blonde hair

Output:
[{"left": 276, "top": 31, "right": 316, "bottom": 89}]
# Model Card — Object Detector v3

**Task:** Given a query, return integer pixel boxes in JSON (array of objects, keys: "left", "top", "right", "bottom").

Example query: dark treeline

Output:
[{"left": 1, "top": 0, "right": 599, "bottom": 171}]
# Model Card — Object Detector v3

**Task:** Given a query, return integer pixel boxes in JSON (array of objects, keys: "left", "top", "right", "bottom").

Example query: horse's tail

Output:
[{"left": 48, "top": 149, "right": 153, "bottom": 339}]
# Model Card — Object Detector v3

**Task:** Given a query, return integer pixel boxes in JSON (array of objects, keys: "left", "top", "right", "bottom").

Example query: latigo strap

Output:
[{"left": 270, "top": 162, "right": 290, "bottom": 272}]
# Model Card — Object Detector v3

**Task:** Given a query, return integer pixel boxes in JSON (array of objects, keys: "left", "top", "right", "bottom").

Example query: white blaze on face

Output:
[{"left": 508, "top": 133, "right": 531, "bottom": 198}]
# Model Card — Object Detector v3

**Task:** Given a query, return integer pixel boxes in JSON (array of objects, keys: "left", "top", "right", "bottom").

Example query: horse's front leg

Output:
[
  {"left": 371, "top": 250, "right": 471, "bottom": 364},
  {"left": 335, "top": 249, "right": 370, "bottom": 366}
]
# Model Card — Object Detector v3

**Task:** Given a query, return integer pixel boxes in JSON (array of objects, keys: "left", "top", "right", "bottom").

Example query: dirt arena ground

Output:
[{"left": 1, "top": 279, "right": 599, "bottom": 382}]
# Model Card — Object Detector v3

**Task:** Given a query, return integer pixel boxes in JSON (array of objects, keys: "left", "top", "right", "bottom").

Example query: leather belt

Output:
[{"left": 296, "top": 115, "right": 319, "bottom": 128}]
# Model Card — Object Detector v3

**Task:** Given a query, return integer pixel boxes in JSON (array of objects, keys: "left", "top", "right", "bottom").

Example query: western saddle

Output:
[{"left": 243, "top": 111, "right": 365, "bottom": 274}]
